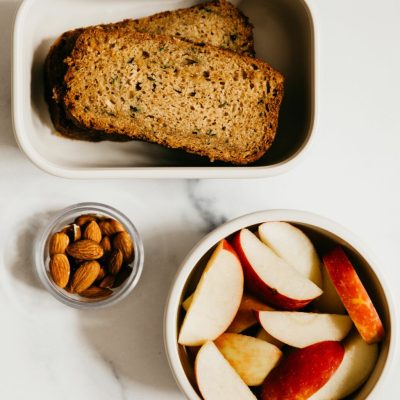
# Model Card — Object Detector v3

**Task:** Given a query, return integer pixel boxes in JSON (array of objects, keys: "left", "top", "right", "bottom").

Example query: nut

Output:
[
  {"left": 113, "top": 231, "right": 134, "bottom": 263},
  {"left": 83, "top": 221, "right": 102, "bottom": 243},
  {"left": 80, "top": 286, "right": 113, "bottom": 299},
  {"left": 99, "top": 219, "right": 125, "bottom": 236},
  {"left": 100, "top": 236, "right": 112, "bottom": 255},
  {"left": 61, "top": 224, "right": 81, "bottom": 242},
  {"left": 96, "top": 267, "right": 106, "bottom": 282},
  {"left": 99, "top": 275, "right": 116, "bottom": 289},
  {"left": 107, "top": 249, "right": 124, "bottom": 275},
  {"left": 49, "top": 232, "right": 70, "bottom": 255},
  {"left": 74, "top": 214, "right": 97, "bottom": 227},
  {"left": 113, "top": 266, "right": 133, "bottom": 288},
  {"left": 50, "top": 254, "right": 70, "bottom": 288},
  {"left": 70, "top": 261, "right": 101, "bottom": 293},
  {"left": 67, "top": 240, "right": 104, "bottom": 260}
]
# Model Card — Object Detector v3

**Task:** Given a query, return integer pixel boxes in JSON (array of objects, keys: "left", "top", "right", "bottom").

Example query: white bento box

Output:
[{"left": 12, "top": 0, "right": 316, "bottom": 179}]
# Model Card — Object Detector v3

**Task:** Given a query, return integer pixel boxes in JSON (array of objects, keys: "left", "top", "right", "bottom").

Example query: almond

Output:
[
  {"left": 113, "top": 231, "right": 134, "bottom": 263},
  {"left": 99, "top": 275, "right": 116, "bottom": 288},
  {"left": 70, "top": 261, "right": 101, "bottom": 293},
  {"left": 100, "top": 236, "right": 112, "bottom": 255},
  {"left": 80, "top": 286, "right": 113, "bottom": 299},
  {"left": 113, "top": 266, "right": 133, "bottom": 288},
  {"left": 49, "top": 232, "right": 70, "bottom": 255},
  {"left": 61, "top": 224, "right": 82, "bottom": 242},
  {"left": 50, "top": 254, "right": 70, "bottom": 288},
  {"left": 83, "top": 221, "right": 102, "bottom": 243},
  {"left": 99, "top": 219, "right": 125, "bottom": 236},
  {"left": 74, "top": 214, "right": 97, "bottom": 227},
  {"left": 96, "top": 267, "right": 106, "bottom": 282},
  {"left": 107, "top": 249, "right": 124, "bottom": 275},
  {"left": 67, "top": 240, "right": 104, "bottom": 260}
]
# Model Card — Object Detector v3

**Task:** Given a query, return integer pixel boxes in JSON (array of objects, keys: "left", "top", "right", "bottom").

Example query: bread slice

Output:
[
  {"left": 45, "top": 0, "right": 255, "bottom": 142},
  {"left": 62, "top": 26, "right": 284, "bottom": 164}
]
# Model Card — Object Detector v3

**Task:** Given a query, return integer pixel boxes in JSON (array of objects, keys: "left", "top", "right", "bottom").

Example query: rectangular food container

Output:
[{"left": 12, "top": 0, "right": 317, "bottom": 179}]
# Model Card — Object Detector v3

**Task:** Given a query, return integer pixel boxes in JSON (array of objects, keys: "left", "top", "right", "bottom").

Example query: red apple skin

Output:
[
  {"left": 232, "top": 232, "right": 314, "bottom": 310},
  {"left": 261, "top": 341, "right": 345, "bottom": 400},
  {"left": 323, "top": 247, "right": 385, "bottom": 344}
]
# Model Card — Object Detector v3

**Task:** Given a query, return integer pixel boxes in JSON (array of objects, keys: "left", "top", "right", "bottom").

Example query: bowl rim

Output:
[
  {"left": 164, "top": 209, "right": 397, "bottom": 400},
  {"left": 35, "top": 201, "right": 145, "bottom": 309}
]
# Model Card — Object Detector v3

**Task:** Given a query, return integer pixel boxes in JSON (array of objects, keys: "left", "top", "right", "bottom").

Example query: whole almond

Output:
[
  {"left": 107, "top": 249, "right": 124, "bottom": 275},
  {"left": 113, "top": 232, "right": 134, "bottom": 263},
  {"left": 50, "top": 254, "right": 70, "bottom": 288},
  {"left": 80, "top": 286, "right": 113, "bottom": 299},
  {"left": 70, "top": 261, "right": 100, "bottom": 293},
  {"left": 113, "top": 265, "right": 133, "bottom": 288},
  {"left": 99, "top": 275, "right": 115, "bottom": 288},
  {"left": 96, "top": 267, "right": 106, "bottom": 282},
  {"left": 100, "top": 236, "right": 112, "bottom": 255},
  {"left": 83, "top": 221, "right": 102, "bottom": 243},
  {"left": 99, "top": 219, "right": 125, "bottom": 236},
  {"left": 67, "top": 239, "right": 104, "bottom": 260},
  {"left": 49, "top": 232, "right": 70, "bottom": 255},
  {"left": 74, "top": 214, "right": 97, "bottom": 227}
]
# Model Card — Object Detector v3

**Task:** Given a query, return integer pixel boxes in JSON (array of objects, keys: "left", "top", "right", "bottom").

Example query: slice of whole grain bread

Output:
[
  {"left": 62, "top": 26, "right": 284, "bottom": 164},
  {"left": 45, "top": 0, "right": 255, "bottom": 142}
]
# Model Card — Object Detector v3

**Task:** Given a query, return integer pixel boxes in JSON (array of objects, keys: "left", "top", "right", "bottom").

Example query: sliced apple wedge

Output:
[
  {"left": 258, "top": 222, "right": 322, "bottom": 287},
  {"left": 233, "top": 229, "right": 322, "bottom": 310},
  {"left": 323, "top": 247, "right": 385, "bottom": 344},
  {"left": 178, "top": 240, "right": 244, "bottom": 346},
  {"left": 214, "top": 333, "right": 282, "bottom": 386},
  {"left": 261, "top": 341, "right": 345, "bottom": 400},
  {"left": 227, "top": 293, "right": 274, "bottom": 333},
  {"left": 258, "top": 311, "right": 352, "bottom": 348},
  {"left": 195, "top": 341, "right": 257, "bottom": 400},
  {"left": 316, "top": 266, "right": 346, "bottom": 314},
  {"left": 310, "top": 330, "right": 378, "bottom": 399},
  {"left": 255, "top": 327, "right": 283, "bottom": 348}
]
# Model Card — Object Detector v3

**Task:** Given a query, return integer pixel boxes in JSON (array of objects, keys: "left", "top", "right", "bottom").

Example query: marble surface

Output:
[{"left": 1, "top": 0, "right": 400, "bottom": 399}]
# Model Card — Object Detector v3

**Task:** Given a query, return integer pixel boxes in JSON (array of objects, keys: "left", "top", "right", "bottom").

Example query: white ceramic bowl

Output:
[
  {"left": 164, "top": 210, "right": 396, "bottom": 399},
  {"left": 13, "top": 0, "right": 316, "bottom": 178}
]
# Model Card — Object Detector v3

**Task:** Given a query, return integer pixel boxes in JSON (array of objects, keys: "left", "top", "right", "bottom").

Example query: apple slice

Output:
[
  {"left": 214, "top": 333, "right": 282, "bottom": 386},
  {"left": 227, "top": 293, "right": 274, "bottom": 333},
  {"left": 261, "top": 341, "right": 345, "bottom": 400},
  {"left": 178, "top": 240, "right": 244, "bottom": 346},
  {"left": 310, "top": 330, "right": 378, "bottom": 399},
  {"left": 255, "top": 327, "right": 283, "bottom": 348},
  {"left": 323, "top": 247, "right": 385, "bottom": 344},
  {"left": 258, "top": 311, "right": 352, "bottom": 348},
  {"left": 195, "top": 341, "right": 257, "bottom": 400},
  {"left": 316, "top": 266, "right": 346, "bottom": 314},
  {"left": 233, "top": 229, "right": 322, "bottom": 310},
  {"left": 258, "top": 222, "right": 322, "bottom": 287}
]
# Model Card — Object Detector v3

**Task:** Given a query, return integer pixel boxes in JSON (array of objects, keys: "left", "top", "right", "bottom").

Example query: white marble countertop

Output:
[{"left": 1, "top": 0, "right": 400, "bottom": 398}]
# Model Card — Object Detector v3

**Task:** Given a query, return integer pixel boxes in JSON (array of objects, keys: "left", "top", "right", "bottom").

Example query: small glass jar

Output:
[{"left": 36, "top": 202, "right": 144, "bottom": 309}]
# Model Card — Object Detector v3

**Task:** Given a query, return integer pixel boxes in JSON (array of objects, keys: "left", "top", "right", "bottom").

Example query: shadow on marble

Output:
[
  {"left": 7, "top": 210, "right": 59, "bottom": 292},
  {"left": 0, "top": 2, "right": 19, "bottom": 148},
  {"left": 78, "top": 228, "right": 205, "bottom": 394}
]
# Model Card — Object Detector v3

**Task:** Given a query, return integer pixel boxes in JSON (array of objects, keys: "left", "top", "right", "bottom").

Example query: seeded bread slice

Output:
[
  {"left": 63, "top": 27, "right": 284, "bottom": 164},
  {"left": 45, "top": 0, "right": 255, "bottom": 141}
]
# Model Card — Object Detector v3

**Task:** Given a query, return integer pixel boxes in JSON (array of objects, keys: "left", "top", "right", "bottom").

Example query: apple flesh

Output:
[
  {"left": 323, "top": 247, "right": 384, "bottom": 344},
  {"left": 316, "top": 266, "right": 346, "bottom": 314},
  {"left": 233, "top": 229, "right": 322, "bottom": 310},
  {"left": 195, "top": 341, "right": 257, "bottom": 400},
  {"left": 261, "top": 341, "right": 345, "bottom": 400},
  {"left": 178, "top": 240, "right": 244, "bottom": 346},
  {"left": 258, "top": 311, "right": 353, "bottom": 348},
  {"left": 227, "top": 293, "right": 274, "bottom": 333},
  {"left": 310, "top": 330, "right": 378, "bottom": 399},
  {"left": 258, "top": 222, "right": 322, "bottom": 287},
  {"left": 214, "top": 333, "right": 282, "bottom": 386}
]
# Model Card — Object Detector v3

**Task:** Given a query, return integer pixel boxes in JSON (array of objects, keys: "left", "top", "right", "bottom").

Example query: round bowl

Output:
[
  {"left": 164, "top": 210, "right": 396, "bottom": 400},
  {"left": 36, "top": 202, "right": 144, "bottom": 309}
]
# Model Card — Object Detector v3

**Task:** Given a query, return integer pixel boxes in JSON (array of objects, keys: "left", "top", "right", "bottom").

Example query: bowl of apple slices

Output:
[{"left": 164, "top": 210, "right": 396, "bottom": 400}]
